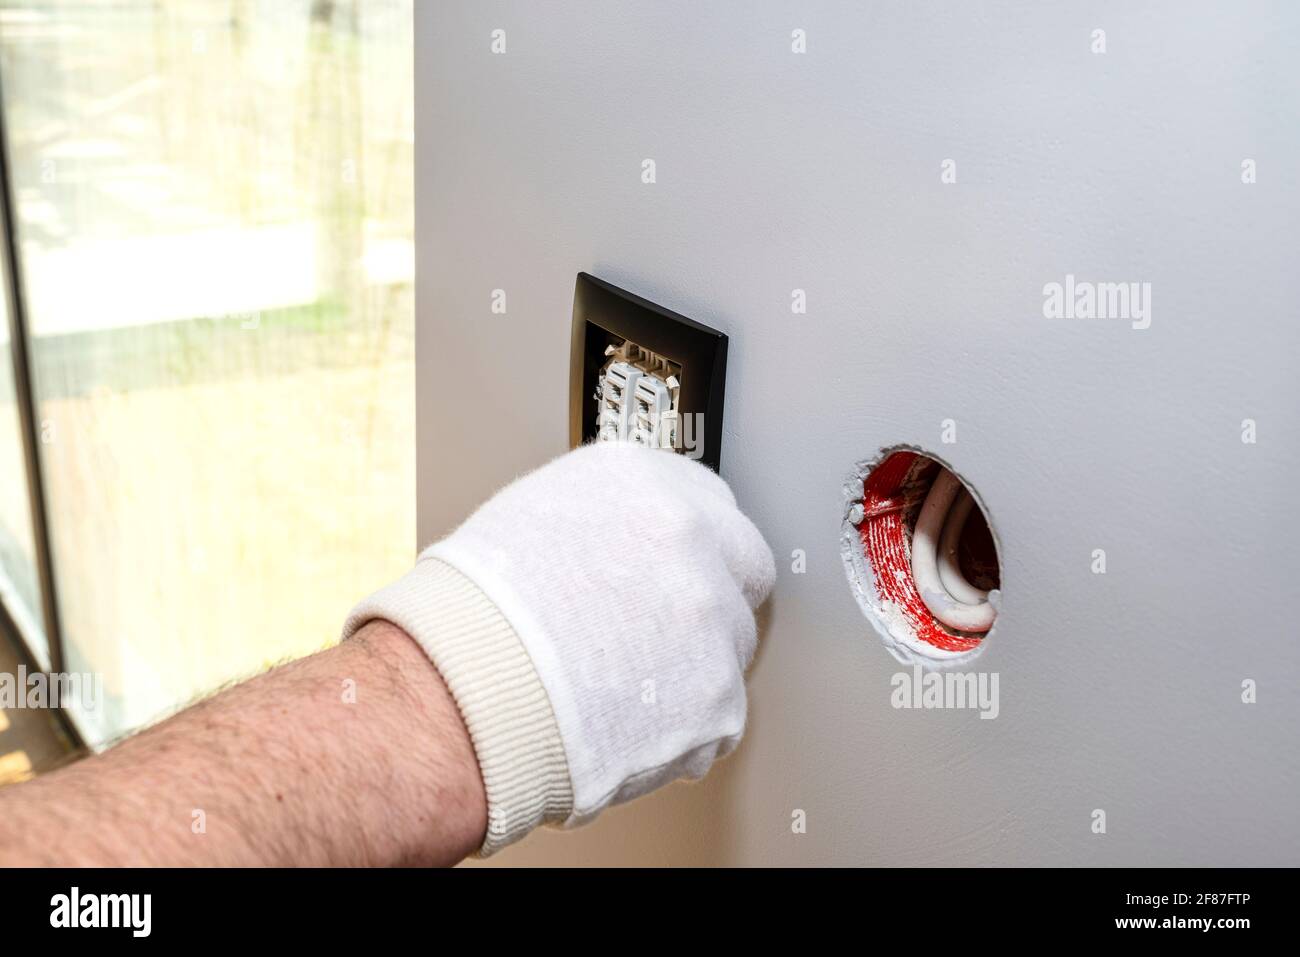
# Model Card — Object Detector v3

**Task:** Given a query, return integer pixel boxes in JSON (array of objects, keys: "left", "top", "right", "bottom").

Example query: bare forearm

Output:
[{"left": 0, "top": 621, "right": 487, "bottom": 867}]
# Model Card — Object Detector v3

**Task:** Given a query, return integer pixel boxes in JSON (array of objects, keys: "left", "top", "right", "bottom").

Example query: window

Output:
[
  {"left": 0, "top": 249, "right": 44, "bottom": 667},
  {"left": 0, "top": 0, "right": 414, "bottom": 745}
]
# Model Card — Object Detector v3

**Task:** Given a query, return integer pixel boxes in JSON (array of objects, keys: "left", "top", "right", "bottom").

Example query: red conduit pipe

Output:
[{"left": 857, "top": 451, "right": 983, "bottom": 653}]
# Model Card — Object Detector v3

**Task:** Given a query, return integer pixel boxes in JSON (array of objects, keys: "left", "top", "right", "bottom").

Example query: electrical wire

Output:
[
  {"left": 909, "top": 468, "right": 997, "bottom": 633},
  {"left": 937, "top": 488, "right": 988, "bottom": 606}
]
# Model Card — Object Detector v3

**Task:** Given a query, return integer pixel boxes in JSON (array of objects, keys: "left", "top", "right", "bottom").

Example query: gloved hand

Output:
[{"left": 343, "top": 442, "right": 775, "bottom": 854}]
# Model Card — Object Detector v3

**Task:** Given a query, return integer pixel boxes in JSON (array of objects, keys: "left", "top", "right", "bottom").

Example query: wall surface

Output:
[{"left": 416, "top": 1, "right": 1299, "bottom": 865}]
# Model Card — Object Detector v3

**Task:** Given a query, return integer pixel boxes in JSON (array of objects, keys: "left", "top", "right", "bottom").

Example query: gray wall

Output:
[{"left": 416, "top": 1, "right": 1299, "bottom": 865}]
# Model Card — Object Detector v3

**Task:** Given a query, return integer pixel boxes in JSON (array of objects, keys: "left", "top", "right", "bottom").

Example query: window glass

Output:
[
  {"left": 0, "top": 0, "right": 414, "bottom": 744},
  {"left": 0, "top": 271, "right": 45, "bottom": 667}
]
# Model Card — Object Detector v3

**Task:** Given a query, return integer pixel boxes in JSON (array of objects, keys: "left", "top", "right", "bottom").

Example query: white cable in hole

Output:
[
  {"left": 910, "top": 468, "right": 998, "bottom": 633},
  {"left": 937, "top": 489, "right": 987, "bottom": 605}
]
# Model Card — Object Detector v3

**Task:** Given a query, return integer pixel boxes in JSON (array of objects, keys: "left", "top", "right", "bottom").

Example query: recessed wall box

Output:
[{"left": 569, "top": 273, "right": 728, "bottom": 471}]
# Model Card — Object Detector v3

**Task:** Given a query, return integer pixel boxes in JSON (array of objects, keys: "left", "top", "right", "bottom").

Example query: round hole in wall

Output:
[{"left": 840, "top": 448, "right": 1001, "bottom": 665}]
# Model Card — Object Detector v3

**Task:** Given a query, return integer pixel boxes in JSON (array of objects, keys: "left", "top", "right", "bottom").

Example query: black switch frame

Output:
[{"left": 569, "top": 272, "right": 728, "bottom": 472}]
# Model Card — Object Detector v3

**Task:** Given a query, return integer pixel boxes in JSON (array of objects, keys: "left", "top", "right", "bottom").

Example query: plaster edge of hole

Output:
[{"left": 839, "top": 444, "right": 1002, "bottom": 670}]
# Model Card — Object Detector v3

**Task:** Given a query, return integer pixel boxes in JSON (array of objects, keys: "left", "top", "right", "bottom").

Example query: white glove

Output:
[{"left": 343, "top": 442, "right": 775, "bottom": 854}]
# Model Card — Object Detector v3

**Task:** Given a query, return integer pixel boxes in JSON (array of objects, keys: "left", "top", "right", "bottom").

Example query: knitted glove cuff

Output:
[{"left": 342, "top": 557, "right": 574, "bottom": 856}]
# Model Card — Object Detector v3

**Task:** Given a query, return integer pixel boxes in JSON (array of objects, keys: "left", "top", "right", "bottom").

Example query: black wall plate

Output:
[{"left": 569, "top": 272, "right": 728, "bottom": 472}]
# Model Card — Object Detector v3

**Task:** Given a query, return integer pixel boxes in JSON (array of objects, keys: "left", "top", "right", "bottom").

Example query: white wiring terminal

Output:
[
  {"left": 595, "top": 340, "right": 681, "bottom": 450},
  {"left": 597, "top": 360, "right": 641, "bottom": 442}
]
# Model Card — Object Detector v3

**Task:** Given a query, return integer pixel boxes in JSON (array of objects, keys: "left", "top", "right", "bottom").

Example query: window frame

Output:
[{"left": 0, "top": 66, "right": 81, "bottom": 748}]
